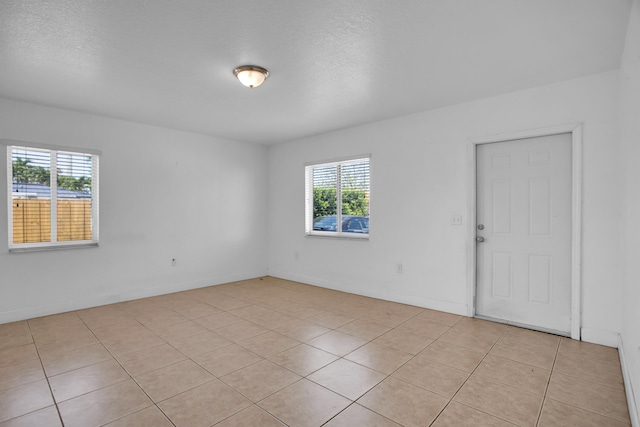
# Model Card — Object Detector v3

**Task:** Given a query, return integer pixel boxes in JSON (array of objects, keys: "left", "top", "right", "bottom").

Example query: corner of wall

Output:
[
  {"left": 619, "top": 334, "right": 640, "bottom": 427},
  {"left": 580, "top": 327, "right": 621, "bottom": 348}
]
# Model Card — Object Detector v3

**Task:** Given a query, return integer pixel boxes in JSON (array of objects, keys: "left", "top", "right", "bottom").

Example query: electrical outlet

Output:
[
  {"left": 396, "top": 263, "right": 403, "bottom": 273},
  {"left": 451, "top": 215, "right": 463, "bottom": 225},
  {"left": 294, "top": 251, "right": 299, "bottom": 260},
  {"left": 171, "top": 258, "right": 176, "bottom": 267}
]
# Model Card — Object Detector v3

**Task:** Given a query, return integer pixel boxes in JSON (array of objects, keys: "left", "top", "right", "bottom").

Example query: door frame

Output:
[{"left": 466, "top": 123, "right": 582, "bottom": 340}]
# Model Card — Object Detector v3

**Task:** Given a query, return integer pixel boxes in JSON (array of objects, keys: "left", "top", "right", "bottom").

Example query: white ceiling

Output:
[{"left": 0, "top": 1, "right": 632, "bottom": 144}]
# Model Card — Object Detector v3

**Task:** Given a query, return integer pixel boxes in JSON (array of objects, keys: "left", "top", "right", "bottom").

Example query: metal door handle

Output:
[{"left": 476, "top": 236, "right": 485, "bottom": 242}]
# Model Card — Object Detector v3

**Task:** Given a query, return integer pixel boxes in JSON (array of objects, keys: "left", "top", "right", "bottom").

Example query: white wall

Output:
[
  {"left": 0, "top": 98, "right": 268, "bottom": 323},
  {"left": 268, "top": 70, "right": 621, "bottom": 345},
  {"left": 619, "top": 0, "right": 640, "bottom": 421}
]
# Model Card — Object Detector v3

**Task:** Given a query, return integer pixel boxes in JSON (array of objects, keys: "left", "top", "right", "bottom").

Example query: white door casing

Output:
[{"left": 467, "top": 124, "right": 582, "bottom": 340}]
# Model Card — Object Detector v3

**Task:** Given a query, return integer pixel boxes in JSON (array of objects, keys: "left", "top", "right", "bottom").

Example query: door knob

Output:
[{"left": 476, "top": 236, "right": 485, "bottom": 242}]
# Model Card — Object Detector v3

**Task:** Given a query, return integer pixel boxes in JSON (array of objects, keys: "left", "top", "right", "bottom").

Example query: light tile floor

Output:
[{"left": 0, "top": 277, "right": 631, "bottom": 426}]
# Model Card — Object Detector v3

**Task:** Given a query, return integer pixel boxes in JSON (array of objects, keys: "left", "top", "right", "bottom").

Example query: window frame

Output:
[
  {"left": 305, "top": 155, "right": 370, "bottom": 239},
  {"left": 5, "top": 140, "right": 100, "bottom": 252}
]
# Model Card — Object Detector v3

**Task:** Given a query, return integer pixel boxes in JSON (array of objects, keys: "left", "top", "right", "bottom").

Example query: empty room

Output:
[{"left": 0, "top": 1, "right": 639, "bottom": 426}]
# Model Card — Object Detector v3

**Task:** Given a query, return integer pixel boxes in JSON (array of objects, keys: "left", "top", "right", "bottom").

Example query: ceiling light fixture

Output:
[{"left": 233, "top": 65, "right": 269, "bottom": 88}]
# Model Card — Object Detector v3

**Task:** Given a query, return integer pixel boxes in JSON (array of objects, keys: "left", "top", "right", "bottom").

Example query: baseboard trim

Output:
[
  {"left": 619, "top": 335, "right": 639, "bottom": 427},
  {"left": 580, "top": 327, "right": 619, "bottom": 347},
  {"left": 0, "top": 270, "right": 267, "bottom": 324},
  {"left": 269, "top": 270, "right": 468, "bottom": 316}
]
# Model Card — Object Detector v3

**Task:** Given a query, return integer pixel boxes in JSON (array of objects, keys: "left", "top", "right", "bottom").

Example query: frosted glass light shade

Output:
[{"left": 234, "top": 66, "right": 269, "bottom": 88}]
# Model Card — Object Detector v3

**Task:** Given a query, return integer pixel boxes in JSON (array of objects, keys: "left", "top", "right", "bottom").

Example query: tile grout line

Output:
[
  {"left": 25, "top": 319, "right": 65, "bottom": 427},
  {"left": 85, "top": 298, "right": 292, "bottom": 425},
  {"left": 152, "top": 286, "right": 534, "bottom": 425},
  {"left": 223, "top": 297, "right": 431, "bottom": 425},
  {"left": 113, "top": 305, "right": 280, "bottom": 426},
  {"left": 140, "top": 293, "right": 547, "bottom": 426},
  {"left": 99, "top": 298, "right": 289, "bottom": 424},
  {"left": 429, "top": 321, "right": 514, "bottom": 426},
  {"left": 318, "top": 315, "right": 466, "bottom": 426},
  {"left": 540, "top": 339, "right": 632, "bottom": 426},
  {"left": 153, "top": 294, "right": 321, "bottom": 424},
  {"left": 6, "top": 280, "right": 629, "bottom": 426},
  {"left": 534, "top": 333, "right": 562, "bottom": 427},
  {"left": 112, "top": 297, "right": 304, "bottom": 426},
  {"left": 75, "top": 311, "right": 179, "bottom": 427}
]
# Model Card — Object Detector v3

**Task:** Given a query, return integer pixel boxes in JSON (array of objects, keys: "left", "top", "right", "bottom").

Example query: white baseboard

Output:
[
  {"left": 619, "top": 335, "right": 640, "bottom": 427},
  {"left": 0, "top": 270, "right": 267, "bottom": 324},
  {"left": 269, "top": 270, "right": 468, "bottom": 316},
  {"left": 580, "top": 327, "right": 620, "bottom": 347}
]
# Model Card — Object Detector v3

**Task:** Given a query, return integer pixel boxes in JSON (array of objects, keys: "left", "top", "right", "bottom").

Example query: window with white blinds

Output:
[
  {"left": 305, "top": 156, "right": 370, "bottom": 238},
  {"left": 7, "top": 144, "right": 99, "bottom": 251}
]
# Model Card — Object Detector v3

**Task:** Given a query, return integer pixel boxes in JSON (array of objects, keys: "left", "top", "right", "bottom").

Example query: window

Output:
[
  {"left": 305, "top": 156, "right": 370, "bottom": 238},
  {"left": 7, "top": 144, "right": 99, "bottom": 251}
]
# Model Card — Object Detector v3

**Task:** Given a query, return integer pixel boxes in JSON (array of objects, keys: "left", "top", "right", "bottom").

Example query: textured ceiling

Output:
[{"left": 0, "top": 0, "right": 632, "bottom": 144}]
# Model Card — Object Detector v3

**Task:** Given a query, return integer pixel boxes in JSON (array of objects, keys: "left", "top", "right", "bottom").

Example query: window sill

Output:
[
  {"left": 305, "top": 232, "right": 369, "bottom": 240},
  {"left": 9, "top": 242, "right": 99, "bottom": 253}
]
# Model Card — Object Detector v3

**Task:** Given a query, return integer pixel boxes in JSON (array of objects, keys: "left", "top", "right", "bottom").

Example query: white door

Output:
[{"left": 476, "top": 133, "right": 572, "bottom": 334}]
